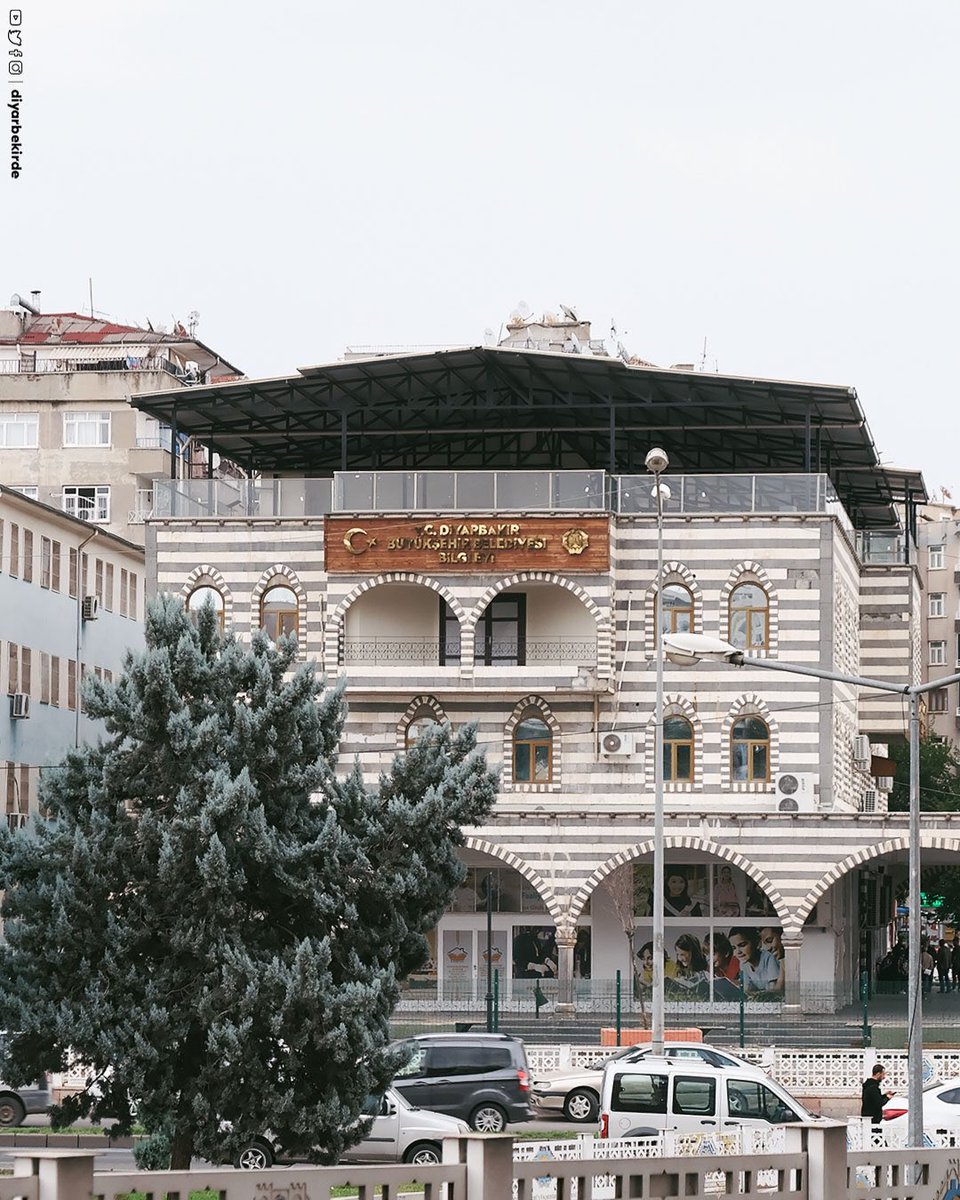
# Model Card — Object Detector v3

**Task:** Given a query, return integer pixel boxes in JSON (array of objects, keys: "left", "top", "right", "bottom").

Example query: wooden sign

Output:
[{"left": 324, "top": 515, "right": 609, "bottom": 573}]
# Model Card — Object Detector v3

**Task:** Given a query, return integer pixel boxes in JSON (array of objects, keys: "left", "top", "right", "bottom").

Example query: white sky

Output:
[{"left": 7, "top": 2, "right": 959, "bottom": 496}]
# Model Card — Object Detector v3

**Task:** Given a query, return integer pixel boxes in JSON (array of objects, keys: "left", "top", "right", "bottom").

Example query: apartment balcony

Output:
[{"left": 340, "top": 635, "right": 601, "bottom": 693}]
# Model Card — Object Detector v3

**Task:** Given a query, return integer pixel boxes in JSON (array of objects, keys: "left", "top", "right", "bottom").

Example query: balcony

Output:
[{"left": 858, "top": 529, "right": 916, "bottom": 566}]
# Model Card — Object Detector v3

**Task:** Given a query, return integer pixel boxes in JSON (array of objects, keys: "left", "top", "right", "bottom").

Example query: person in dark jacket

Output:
[
  {"left": 861, "top": 1064, "right": 893, "bottom": 1123},
  {"left": 952, "top": 939, "right": 960, "bottom": 992},
  {"left": 937, "top": 940, "right": 953, "bottom": 993}
]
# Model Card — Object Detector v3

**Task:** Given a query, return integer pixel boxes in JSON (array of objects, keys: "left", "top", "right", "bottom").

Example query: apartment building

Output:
[
  {"left": 134, "top": 334, "right": 938, "bottom": 1015},
  {"left": 916, "top": 500, "right": 960, "bottom": 740},
  {"left": 0, "top": 485, "right": 145, "bottom": 824},
  {"left": 0, "top": 293, "right": 242, "bottom": 544}
]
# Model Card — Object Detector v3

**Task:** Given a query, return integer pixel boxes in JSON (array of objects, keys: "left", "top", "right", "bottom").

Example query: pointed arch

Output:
[
  {"left": 461, "top": 836, "right": 562, "bottom": 919},
  {"left": 720, "top": 560, "right": 779, "bottom": 656},
  {"left": 397, "top": 694, "right": 448, "bottom": 751},
  {"left": 181, "top": 564, "right": 233, "bottom": 627},
  {"left": 325, "top": 573, "right": 466, "bottom": 668},
  {"left": 469, "top": 572, "right": 611, "bottom": 680},
  {"left": 504, "top": 695, "right": 562, "bottom": 792},
  {"left": 721, "top": 694, "right": 779, "bottom": 790},
  {"left": 644, "top": 562, "right": 703, "bottom": 657},
  {"left": 796, "top": 833, "right": 960, "bottom": 925},
  {"left": 570, "top": 837, "right": 786, "bottom": 925}
]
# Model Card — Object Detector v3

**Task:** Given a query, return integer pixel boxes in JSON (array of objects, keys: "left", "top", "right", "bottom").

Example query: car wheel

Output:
[
  {"left": 234, "top": 1141, "right": 274, "bottom": 1170},
  {"left": 404, "top": 1141, "right": 442, "bottom": 1165},
  {"left": 0, "top": 1097, "right": 26, "bottom": 1127},
  {"left": 469, "top": 1103, "right": 507, "bottom": 1133},
  {"left": 563, "top": 1088, "right": 599, "bottom": 1124}
]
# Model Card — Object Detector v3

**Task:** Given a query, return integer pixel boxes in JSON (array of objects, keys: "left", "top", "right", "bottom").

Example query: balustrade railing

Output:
[{"left": 342, "top": 637, "right": 596, "bottom": 666}]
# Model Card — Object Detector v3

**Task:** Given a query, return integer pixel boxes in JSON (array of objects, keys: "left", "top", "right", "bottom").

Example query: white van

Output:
[{"left": 599, "top": 1057, "right": 818, "bottom": 1139}]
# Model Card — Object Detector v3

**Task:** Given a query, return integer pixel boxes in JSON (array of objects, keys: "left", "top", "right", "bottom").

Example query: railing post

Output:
[
  {"left": 493, "top": 969, "right": 500, "bottom": 1032},
  {"left": 443, "top": 1134, "right": 513, "bottom": 1200},
  {"left": 615, "top": 969, "right": 622, "bottom": 1045},
  {"left": 784, "top": 1122, "right": 848, "bottom": 1200},
  {"left": 12, "top": 1151, "right": 95, "bottom": 1200},
  {"left": 738, "top": 984, "right": 746, "bottom": 1047},
  {"left": 861, "top": 969, "right": 872, "bottom": 1047}
]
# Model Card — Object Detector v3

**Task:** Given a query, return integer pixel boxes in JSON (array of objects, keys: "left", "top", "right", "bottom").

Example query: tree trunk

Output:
[{"left": 170, "top": 1128, "right": 194, "bottom": 1171}]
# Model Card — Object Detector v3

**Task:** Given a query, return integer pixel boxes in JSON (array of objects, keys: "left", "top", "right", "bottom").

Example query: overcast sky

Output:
[{"left": 7, "top": 2, "right": 959, "bottom": 496}]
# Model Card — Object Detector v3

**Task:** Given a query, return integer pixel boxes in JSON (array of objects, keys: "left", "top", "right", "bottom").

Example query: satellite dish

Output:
[
  {"left": 483, "top": 327, "right": 496, "bottom": 346},
  {"left": 560, "top": 303, "right": 579, "bottom": 322},
  {"left": 514, "top": 300, "right": 532, "bottom": 319}
]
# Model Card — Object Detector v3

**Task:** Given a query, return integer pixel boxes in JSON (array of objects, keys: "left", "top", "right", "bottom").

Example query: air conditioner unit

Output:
[
  {"left": 861, "top": 789, "right": 880, "bottom": 813},
  {"left": 774, "top": 772, "right": 818, "bottom": 813},
  {"left": 9, "top": 692, "right": 30, "bottom": 719},
  {"left": 81, "top": 595, "right": 99, "bottom": 621},
  {"left": 853, "top": 735, "right": 871, "bottom": 766},
  {"left": 876, "top": 776, "right": 894, "bottom": 792},
  {"left": 774, "top": 772, "right": 817, "bottom": 799},
  {"left": 600, "top": 730, "right": 635, "bottom": 758}
]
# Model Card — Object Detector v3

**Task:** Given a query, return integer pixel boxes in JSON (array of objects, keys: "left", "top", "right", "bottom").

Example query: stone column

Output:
[
  {"left": 781, "top": 928, "right": 804, "bottom": 1012},
  {"left": 555, "top": 925, "right": 577, "bottom": 1013}
]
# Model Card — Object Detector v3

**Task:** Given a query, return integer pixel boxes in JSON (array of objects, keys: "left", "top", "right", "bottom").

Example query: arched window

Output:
[
  {"left": 663, "top": 715, "right": 694, "bottom": 782},
  {"left": 729, "top": 582, "right": 769, "bottom": 651},
  {"left": 405, "top": 711, "right": 438, "bottom": 749},
  {"left": 659, "top": 584, "right": 694, "bottom": 634},
  {"left": 187, "top": 585, "right": 224, "bottom": 630},
  {"left": 513, "top": 712, "right": 553, "bottom": 783},
  {"left": 731, "top": 716, "right": 770, "bottom": 782},
  {"left": 261, "top": 585, "right": 299, "bottom": 642}
]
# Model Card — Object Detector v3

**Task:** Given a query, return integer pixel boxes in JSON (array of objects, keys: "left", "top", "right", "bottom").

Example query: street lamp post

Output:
[
  {"left": 645, "top": 447, "right": 670, "bottom": 1056},
  {"left": 663, "top": 630, "right": 960, "bottom": 1150}
]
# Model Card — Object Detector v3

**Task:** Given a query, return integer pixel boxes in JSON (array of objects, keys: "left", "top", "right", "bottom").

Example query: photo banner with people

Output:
[{"left": 633, "top": 862, "right": 785, "bottom": 1003}]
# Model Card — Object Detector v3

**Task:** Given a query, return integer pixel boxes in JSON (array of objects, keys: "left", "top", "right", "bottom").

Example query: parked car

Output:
[
  {"left": 390, "top": 1032, "right": 532, "bottom": 1132},
  {"left": 234, "top": 1086, "right": 469, "bottom": 1168},
  {"left": 532, "top": 1042, "right": 760, "bottom": 1124},
  {"left": 0, "top": 1076, "right": 51, "bottom": 1126},
  {"left": 883, "top": 1077, "right": 960, "bottom": 1126},
  {"left": 599, "top": 1056, "right": 818, "bottom": 1139}
]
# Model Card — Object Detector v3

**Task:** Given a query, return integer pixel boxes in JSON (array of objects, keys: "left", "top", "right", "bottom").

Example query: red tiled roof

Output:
[{"left": 16, "top": 312, "right": 185, "bottom": 345}]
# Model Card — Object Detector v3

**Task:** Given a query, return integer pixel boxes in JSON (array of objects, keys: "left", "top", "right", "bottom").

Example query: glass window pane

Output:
[
  {"left": 750, "top": 612, "right": 767, "bottom": 648},
  {"left": 729, "top": 611, "right": 747, "bottom": 648},
  {"left": 752, "top": 744, "right": 768, "bottom": 779},
  {"left": 516, "top": 718, "right": 550, "bottom": 741},
  {"left": 515, "top": 744, "right": 531, "bottom": 782},
  {"left": 731, "top": 743, "right": 748, "bottom": 780},
  {"left": 732, "top": 584, "right": 765, "bottom": 607},
  {"left": 664, "top": 717, "right": 691, "bottom": 739},
  {"left": 734, "top": 716, "right": 768, "bottom": 740},
  {"left": 663, "top": 744, "right": 674, "bottom": 781},
  {"left": 534, "top": 745, "right": 551, "bottom": 781},
  {"left": 675, "top": 744, "right": 692, "bottom": 780}
]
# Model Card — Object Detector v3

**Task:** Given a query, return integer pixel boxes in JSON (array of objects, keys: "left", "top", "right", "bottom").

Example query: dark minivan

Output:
[{"left": 390, "top": 1033, "right": 532, "bottom": 1132}]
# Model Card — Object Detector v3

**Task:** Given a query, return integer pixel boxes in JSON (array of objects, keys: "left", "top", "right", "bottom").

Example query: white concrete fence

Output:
[
  {"left": 524, "top": 1044, "right": 960, "bottom": 1095},
  {"left": 8, "top": 1128, "right": 960, "bottom": 1200}
]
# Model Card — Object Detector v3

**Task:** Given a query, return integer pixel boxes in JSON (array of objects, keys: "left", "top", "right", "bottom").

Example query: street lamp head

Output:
[
  {"left": 645, "top": 447, "right": 669, "bottom": 474},
  {"left": 663, "top": 632, "right": 743, "bottom": 666}
]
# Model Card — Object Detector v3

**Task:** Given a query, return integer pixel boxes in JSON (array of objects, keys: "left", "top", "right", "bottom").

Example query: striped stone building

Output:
[{"left": 137, "top": 345, "right": 940, "bottom": 1015}]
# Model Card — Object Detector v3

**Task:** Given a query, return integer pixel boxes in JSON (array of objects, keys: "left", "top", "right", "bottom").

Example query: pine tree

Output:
[{"left": 0, "top": 595, "right": 497, "bottom": 1169}]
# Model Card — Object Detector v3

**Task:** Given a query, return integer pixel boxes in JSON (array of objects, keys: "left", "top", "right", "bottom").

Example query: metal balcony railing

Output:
[{"left": 341, "top": 637, "right": 596, "bottom": 666}]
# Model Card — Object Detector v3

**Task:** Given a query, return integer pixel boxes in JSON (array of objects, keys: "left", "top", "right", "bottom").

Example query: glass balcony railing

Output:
[
  {"left": 150, "top": 470, "right": 877, "bottom": 534},
  {"left": 857, "top": 530, "right": 915, "bottom": 565}
]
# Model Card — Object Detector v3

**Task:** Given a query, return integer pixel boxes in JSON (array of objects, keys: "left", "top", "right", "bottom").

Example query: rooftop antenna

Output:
[
  {"left": 699, "top": 336, "right": 708, "bottom": 372},
  {"left": 187, "top": 309, "right": 200, "bottom": 337},
  {"left": 89, "top": 277, "right": 94, "bottom": 319}
]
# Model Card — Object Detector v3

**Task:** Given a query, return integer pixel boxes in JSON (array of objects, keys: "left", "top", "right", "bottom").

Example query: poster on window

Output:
[
  {"left": 479, "top": 932, "right": 508, "bottom": 977},
  {"left": 512, "top": 925, "right": 558, "bottom": 979},
  {"left": 663, "top": 865, "right": 709, "bottom": 917},
  {"left": 443, "top": 930, "right": 473, "bottom": 982},
  {"left": 633, "top": 924, "right": 785, "bottom": 1003},
  {"left": 632, "top": 861, "right": 779, "bottom": 922},
  {"left": 574, "top": 928, "right": 591, "bottom": 979}
]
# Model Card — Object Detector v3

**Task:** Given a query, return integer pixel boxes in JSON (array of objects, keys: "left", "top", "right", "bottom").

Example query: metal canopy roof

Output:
[{"left": 132, "top": 345, "right": 924, "bottom": 528}]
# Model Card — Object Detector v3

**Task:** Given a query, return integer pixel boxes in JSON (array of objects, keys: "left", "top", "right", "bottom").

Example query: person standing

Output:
[
  {"left": 937, "top": 939, "right": 953, "bottom": 993},
  {"left": 952, "top": 939, "right": 960, "bottom": 993},
  {"left": 921, "top": 944, "right": 935, "bottom": 997},
  {"left": 860, "top": 1064, "right": 894, "bottom": 1123}
]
